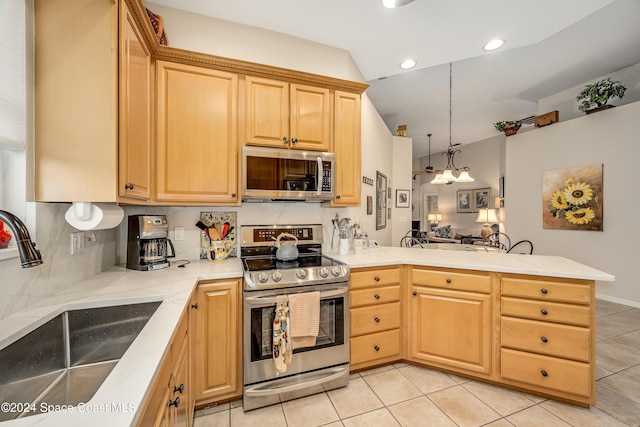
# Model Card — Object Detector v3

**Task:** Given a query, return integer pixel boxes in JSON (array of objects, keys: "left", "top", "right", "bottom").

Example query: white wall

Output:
[
  {"left": 391, "top": 136, "right": 412, "bottom": 246},
  {"left": 506, "top": 101, "right": 640, "bottom": 306}
]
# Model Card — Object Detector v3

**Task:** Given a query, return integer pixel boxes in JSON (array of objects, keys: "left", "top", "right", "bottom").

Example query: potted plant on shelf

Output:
[
  {"left": 494, "top": 120, "right": 522, "bottom": 136},
  {"left": 577, "top": 78, "right": 627, "bottom": 114}
]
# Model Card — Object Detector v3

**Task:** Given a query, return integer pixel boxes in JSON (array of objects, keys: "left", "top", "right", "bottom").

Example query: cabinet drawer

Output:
[
  {"left": 351, "top": 285, "right": 400, "bottom": 308},
  {"left": 501, "top": 348, "right": 591, "bottom": 398},
  {"left": 501, "top": 317, "right": 591, "bottom": 362},
  {"left": 351, "top": 303, "right": 400, "bottom": 336},
  {"left": 502, "top": 297, "right": 591, "bottom": 327},
  {"left": 412, "top": 268, "right": 491, "bottom": 293},
  {"left": 350, "top": 329, "right": 400, "bottom": 366},
  {"left": 351, "top": 267, "right": 400, "bottom": 289},
  {"left": 501, "top": 277, "right": 591, "bottom": 304}
]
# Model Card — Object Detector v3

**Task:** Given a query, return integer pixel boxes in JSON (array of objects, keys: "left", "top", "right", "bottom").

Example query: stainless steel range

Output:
[{"left": 241, "top": 224, "right": 350, "bottom": 411}]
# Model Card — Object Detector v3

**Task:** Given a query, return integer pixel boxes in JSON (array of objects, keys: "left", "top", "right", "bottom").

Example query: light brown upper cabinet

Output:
[
  {"left": 119, "top": 1, "right": 152, "bottom": 201},
  {"left": 155, "top": 61, "right": 239, "bottom": 205},
  {"left": 331, "top": 91, "right": 361, "bottom": 206},
  {"left": 244, "top": 76, "right": 331, "bottom": 151}
]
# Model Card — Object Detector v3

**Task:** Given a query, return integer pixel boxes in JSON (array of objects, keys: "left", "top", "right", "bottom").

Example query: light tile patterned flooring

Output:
[{"left": 194, "top": 299, "right": 640, "bottom": 427}]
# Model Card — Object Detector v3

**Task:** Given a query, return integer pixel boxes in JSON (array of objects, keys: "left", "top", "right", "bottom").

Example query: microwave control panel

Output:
[{"left": 322, "top": 161, "right": 332, "bottom": 192}]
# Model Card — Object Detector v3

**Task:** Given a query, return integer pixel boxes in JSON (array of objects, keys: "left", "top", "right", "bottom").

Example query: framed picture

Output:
[
  {"left": 473, "top": 188, "right": 492, "bottom": 211},
  {"left": 396, "top": 189, "right": 410, "bottom": 208},
  {"left": 366, "top": 196, "right": 373, "bottom": 215},
  {"left": 499, "top": 176, "right": 505, "bottom": 198},
  {"left": 456, "top": 189, "right": 473, "bottom": 213},
  {"left": 376, "top": 171, "right": 387, "bottom": 230}
]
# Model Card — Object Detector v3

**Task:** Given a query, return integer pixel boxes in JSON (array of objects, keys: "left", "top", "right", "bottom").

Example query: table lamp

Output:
[
  {"left": 427, "top": 213, "right": 442, "bottom": 230},
  {"left": 475, "top": 208, "right": 498, "bottom": 239}
]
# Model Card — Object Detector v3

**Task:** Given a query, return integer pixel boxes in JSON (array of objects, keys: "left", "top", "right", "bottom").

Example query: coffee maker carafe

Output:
[{"left": 126, "top": 215, "right": 175, "bottom": 271}]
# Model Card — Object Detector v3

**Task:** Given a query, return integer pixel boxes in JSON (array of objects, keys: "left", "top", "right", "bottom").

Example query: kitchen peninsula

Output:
[{"left": 0, "top": 248, "right": 613, "bottom": 425}]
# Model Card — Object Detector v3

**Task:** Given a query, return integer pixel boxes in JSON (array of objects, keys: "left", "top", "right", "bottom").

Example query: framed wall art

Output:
[
  {"left": 376, "top": 171, "right": 387, "bottom": 229},
  {"left": 366, "top": 196, "right": 373, "bottom": 215},
  {"left": 473, "top": 188, "right": 492, "bottom": 211},
  {"left": 542, "top": 164, "right": 603, "bottom": 231},
  {"left": 395, "top": 189, "right": 410, "bottom": 208},
  {"left": 456, "top": 189, "right": 473, "bottom": 213}
]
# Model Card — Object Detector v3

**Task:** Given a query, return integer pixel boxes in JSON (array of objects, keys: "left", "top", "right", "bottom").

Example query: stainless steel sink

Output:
[{"left": 0, "top": 301, "right": 161, "bottom": 421}]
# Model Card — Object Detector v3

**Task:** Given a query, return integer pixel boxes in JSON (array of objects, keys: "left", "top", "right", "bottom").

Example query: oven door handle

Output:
[{"left": 244, "top": 287, "right": 347, "bottom": 306}]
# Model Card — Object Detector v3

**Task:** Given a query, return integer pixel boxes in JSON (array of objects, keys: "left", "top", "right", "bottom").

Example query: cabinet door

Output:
[
  {"left": 191, "top": 279, "right": 241, "bottom": 404},
  {"left": 245, "top": 76, "right": 290, "bottom": 148},
  {"left": 172, "top": 332, "right": 191, "bottom": 427},
  {"left": 119, "top": 1, "right": 151, "bottom": 201},
  {"left": 156, "top": 61, "right": 239, "bottom": 204},
  {"left": 332, "top": 91, "right": 361, "bottom": 206},
  {"left": 289, "top": 84, "right": 331, "bottom": 151},
  {"left": 408, "top": 286, "right": 492, "bottom": 375}
]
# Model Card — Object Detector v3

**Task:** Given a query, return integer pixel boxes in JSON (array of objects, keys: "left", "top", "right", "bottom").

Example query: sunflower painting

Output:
[{"left": 542, "top": 164, "right": 603, "bottom": 231}]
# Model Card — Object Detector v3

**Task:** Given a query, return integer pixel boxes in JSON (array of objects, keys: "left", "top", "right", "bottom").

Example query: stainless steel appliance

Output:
[
  {"left": 241, "top": 224, "right": 349, "bottom": 411},
  {"left": 241, "top": 146, "right": 335, "bottom": 202},
  {"left": 126, "top": 215, "right": 175, "bottom": 271}
]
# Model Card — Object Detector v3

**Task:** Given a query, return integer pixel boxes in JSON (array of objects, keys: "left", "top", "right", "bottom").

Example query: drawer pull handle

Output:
[
  {"left": 374, "top": 345, "right": 380, "bottom": 352},
  {"left": 541, "top": 309, "right": 548, "bottom": 315},
  {"left": 412, "top": 291, "right": 417, "bottom": 296},
  {"left": 540, "top": 288, "right": 548, "bottom": 294},
  {"left": 174, "top": 383, "right": 184, "bottom": 394},
  {"left": 541, "top": 336, "right": 548, "bottom": 343},
  {"left": 446, "top": 278, "right": 452, "bottom": 284},
  {"left": 191, "top": 303, "right": 199, "bottom": 309},
  {"left": 541, "top": 370, "right": 548, "bottom": 377},
  {"left": 374, "top": 317, "right": 380, "bottom": 323},
  {"left": 374, "top": 276, "right": 380, "bottom": 282},
  {"left": 374, "top": 294, "right": 380, "bottom": 300},
  {"left": 168, "top": 396, "right": 180, "bottom": 407}
]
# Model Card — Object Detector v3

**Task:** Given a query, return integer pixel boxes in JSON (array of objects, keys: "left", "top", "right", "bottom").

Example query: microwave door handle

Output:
[{"left": 316, "top": 156, "right": 322, "bottom": 196}]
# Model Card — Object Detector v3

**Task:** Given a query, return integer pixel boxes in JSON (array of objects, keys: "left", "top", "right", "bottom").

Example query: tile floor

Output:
[{"left": 194, "top": 299, "right": 640, "bottom": 427}]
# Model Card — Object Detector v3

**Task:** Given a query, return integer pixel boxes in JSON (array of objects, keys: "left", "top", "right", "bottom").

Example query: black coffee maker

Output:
[{"left": 126, "top": 215, "right": 175, "bottom": 271}]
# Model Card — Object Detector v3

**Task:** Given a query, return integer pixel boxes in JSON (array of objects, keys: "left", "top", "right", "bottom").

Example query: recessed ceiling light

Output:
[
  {"left": 383, "top": 0, "right": 415, "bottom": 8},
  {"left": 400, "top": 59, "right": 416, "bottom": 70},
  {"left": 483, "top": 39, "right": 505, "bottom": 51}
]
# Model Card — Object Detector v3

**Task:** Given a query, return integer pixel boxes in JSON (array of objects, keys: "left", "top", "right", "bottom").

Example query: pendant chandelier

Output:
[{"left": 430, "top": 63, "right": 474, "bottom": 184}]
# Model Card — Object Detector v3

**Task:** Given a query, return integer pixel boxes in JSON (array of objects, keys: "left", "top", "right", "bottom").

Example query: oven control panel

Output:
[
  {"left": 254, "top": 227, "right": 313, "bottom": 242},
  {"left": 241, "top": 224, "right": 323, "bottom": 247}
]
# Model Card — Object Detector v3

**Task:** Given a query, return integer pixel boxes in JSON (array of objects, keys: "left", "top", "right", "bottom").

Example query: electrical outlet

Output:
[
  {"left": 70, "top": 232, "right": 85, "bottom": 255},
  {"left": 174, "top": 226, "right": 184, "bottom": 241}
]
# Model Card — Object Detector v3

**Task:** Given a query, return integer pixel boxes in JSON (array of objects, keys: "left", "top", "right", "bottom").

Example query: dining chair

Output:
[
  {"left": 483, "top": 232, "right": 511, "bottom": 252},
  {"left": 507, "top": 240, "right": 534, "bottom": 254}
]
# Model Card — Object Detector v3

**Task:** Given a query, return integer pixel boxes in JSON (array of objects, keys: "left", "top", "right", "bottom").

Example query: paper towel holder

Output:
[{"left": 65, "top": 202, "right": 124, "bottom": 231}]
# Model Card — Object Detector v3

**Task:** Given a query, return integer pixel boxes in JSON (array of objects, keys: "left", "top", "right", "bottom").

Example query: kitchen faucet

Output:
[{"left": 0, "top": 210, "right": 43, "bottom": 268}]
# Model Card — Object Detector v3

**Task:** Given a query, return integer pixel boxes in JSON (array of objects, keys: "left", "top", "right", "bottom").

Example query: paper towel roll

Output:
[{"left": 65, "top": 202, "right": 124, "bottom": 231}]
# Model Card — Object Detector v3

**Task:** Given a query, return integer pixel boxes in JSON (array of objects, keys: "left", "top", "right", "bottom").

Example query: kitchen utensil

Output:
[
  {"left": 221, "top": 222, "right": 230, "bottom": 239},
  {"left": 331, "top": 213, "right": 339, "bottom": 249},
  {"left": 209, "top": 227, "right": 220, "bottom": 241},
  {"left": 224, "top": 226, "right": 235, "bottom": 239},
  {"left": 275, "top": 232, "right": 299, "bottom": 261}
]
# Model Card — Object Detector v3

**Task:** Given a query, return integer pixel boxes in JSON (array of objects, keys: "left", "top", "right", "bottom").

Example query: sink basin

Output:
[{"left": 0, "top": 301, "right": 161, "bottom": 421}]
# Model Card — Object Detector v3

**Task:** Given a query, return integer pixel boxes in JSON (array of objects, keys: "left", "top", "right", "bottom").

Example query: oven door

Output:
[{"left": 243, "top": 283, "right": 349, "bottom": 386}]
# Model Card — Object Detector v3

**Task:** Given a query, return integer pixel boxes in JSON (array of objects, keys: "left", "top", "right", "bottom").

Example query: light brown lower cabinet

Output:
[
  {"left": 137, "top": 307, "right": 191, "bottom": 427},
  {"left": 191, "top": 279, "right": 242, "bottom": 406}
]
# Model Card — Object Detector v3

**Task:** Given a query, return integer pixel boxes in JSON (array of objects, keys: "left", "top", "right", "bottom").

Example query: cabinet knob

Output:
[
  {"left": 231, "top": 192, "right": 237, "bottom": 198},
  {"left": 541, "top": 336, "right": 548, "bottom": 343},
  {"left": 374, "top": 294, "right": 380, "bottom": 300},
  {"left": 374, "top": 276, "right": 380, "bottom": 282},
  {"left": 412, "top": 291, "right": 417, "bottom": 296},
  {"left": 336, "top": 195, "right": 341, "bottom": 199},
  {"left": 168, "top": 396, "right": 180, "bottom": 407},
  {"left": 446, "top": 278, "right": 452, "bottom": 284},
  {"left": 540, "top": 370, "right": 549, "bottom": 377},
  {"left": 540, "top": 288, "right": 548, "bottom": 294},
  {"left": 291, "top": 138, "right": 299, "bottom": 145},
  {"left": 374, "top": 345, "right": 380, "bottom": 352},
  {"left": 283, "top": 137, "right": 289, "bottom": 144},
  {"left": 374, "top": 317, "right": 380, "bottom": 323},
  {"left": 191, "top": 303, "right": 199, "bottom": 309},
  {"left": 174, "top": 383, "right": 184, "bottom": 394},
  {"left": 125, "top": 183, "right": 134, "bottom": 190},
  {"left": 540, "top": 309, "right": 548, "bottom": 315}
]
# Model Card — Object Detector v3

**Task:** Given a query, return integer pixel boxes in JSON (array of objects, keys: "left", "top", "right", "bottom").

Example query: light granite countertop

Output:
[{"left": 0, "top": 248, "right": 613, "bottom": 425}]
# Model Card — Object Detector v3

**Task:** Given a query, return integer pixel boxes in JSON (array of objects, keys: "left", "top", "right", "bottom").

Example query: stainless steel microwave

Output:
[{"left": 242, "top": 146, "right": 335, "bottom": 202}]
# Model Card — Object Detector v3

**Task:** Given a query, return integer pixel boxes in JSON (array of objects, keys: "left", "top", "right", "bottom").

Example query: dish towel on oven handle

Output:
[
  {"left": 273, "top": 295, "right": 292, "bottom": 374},
  {"left": 288, "top": 291, "right": 320, "bottom": 349}
]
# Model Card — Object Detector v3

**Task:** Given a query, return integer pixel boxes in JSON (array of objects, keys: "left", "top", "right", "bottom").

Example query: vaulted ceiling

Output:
[{"left": 148, "top": 0, "right": 640, "bottom": 157}]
